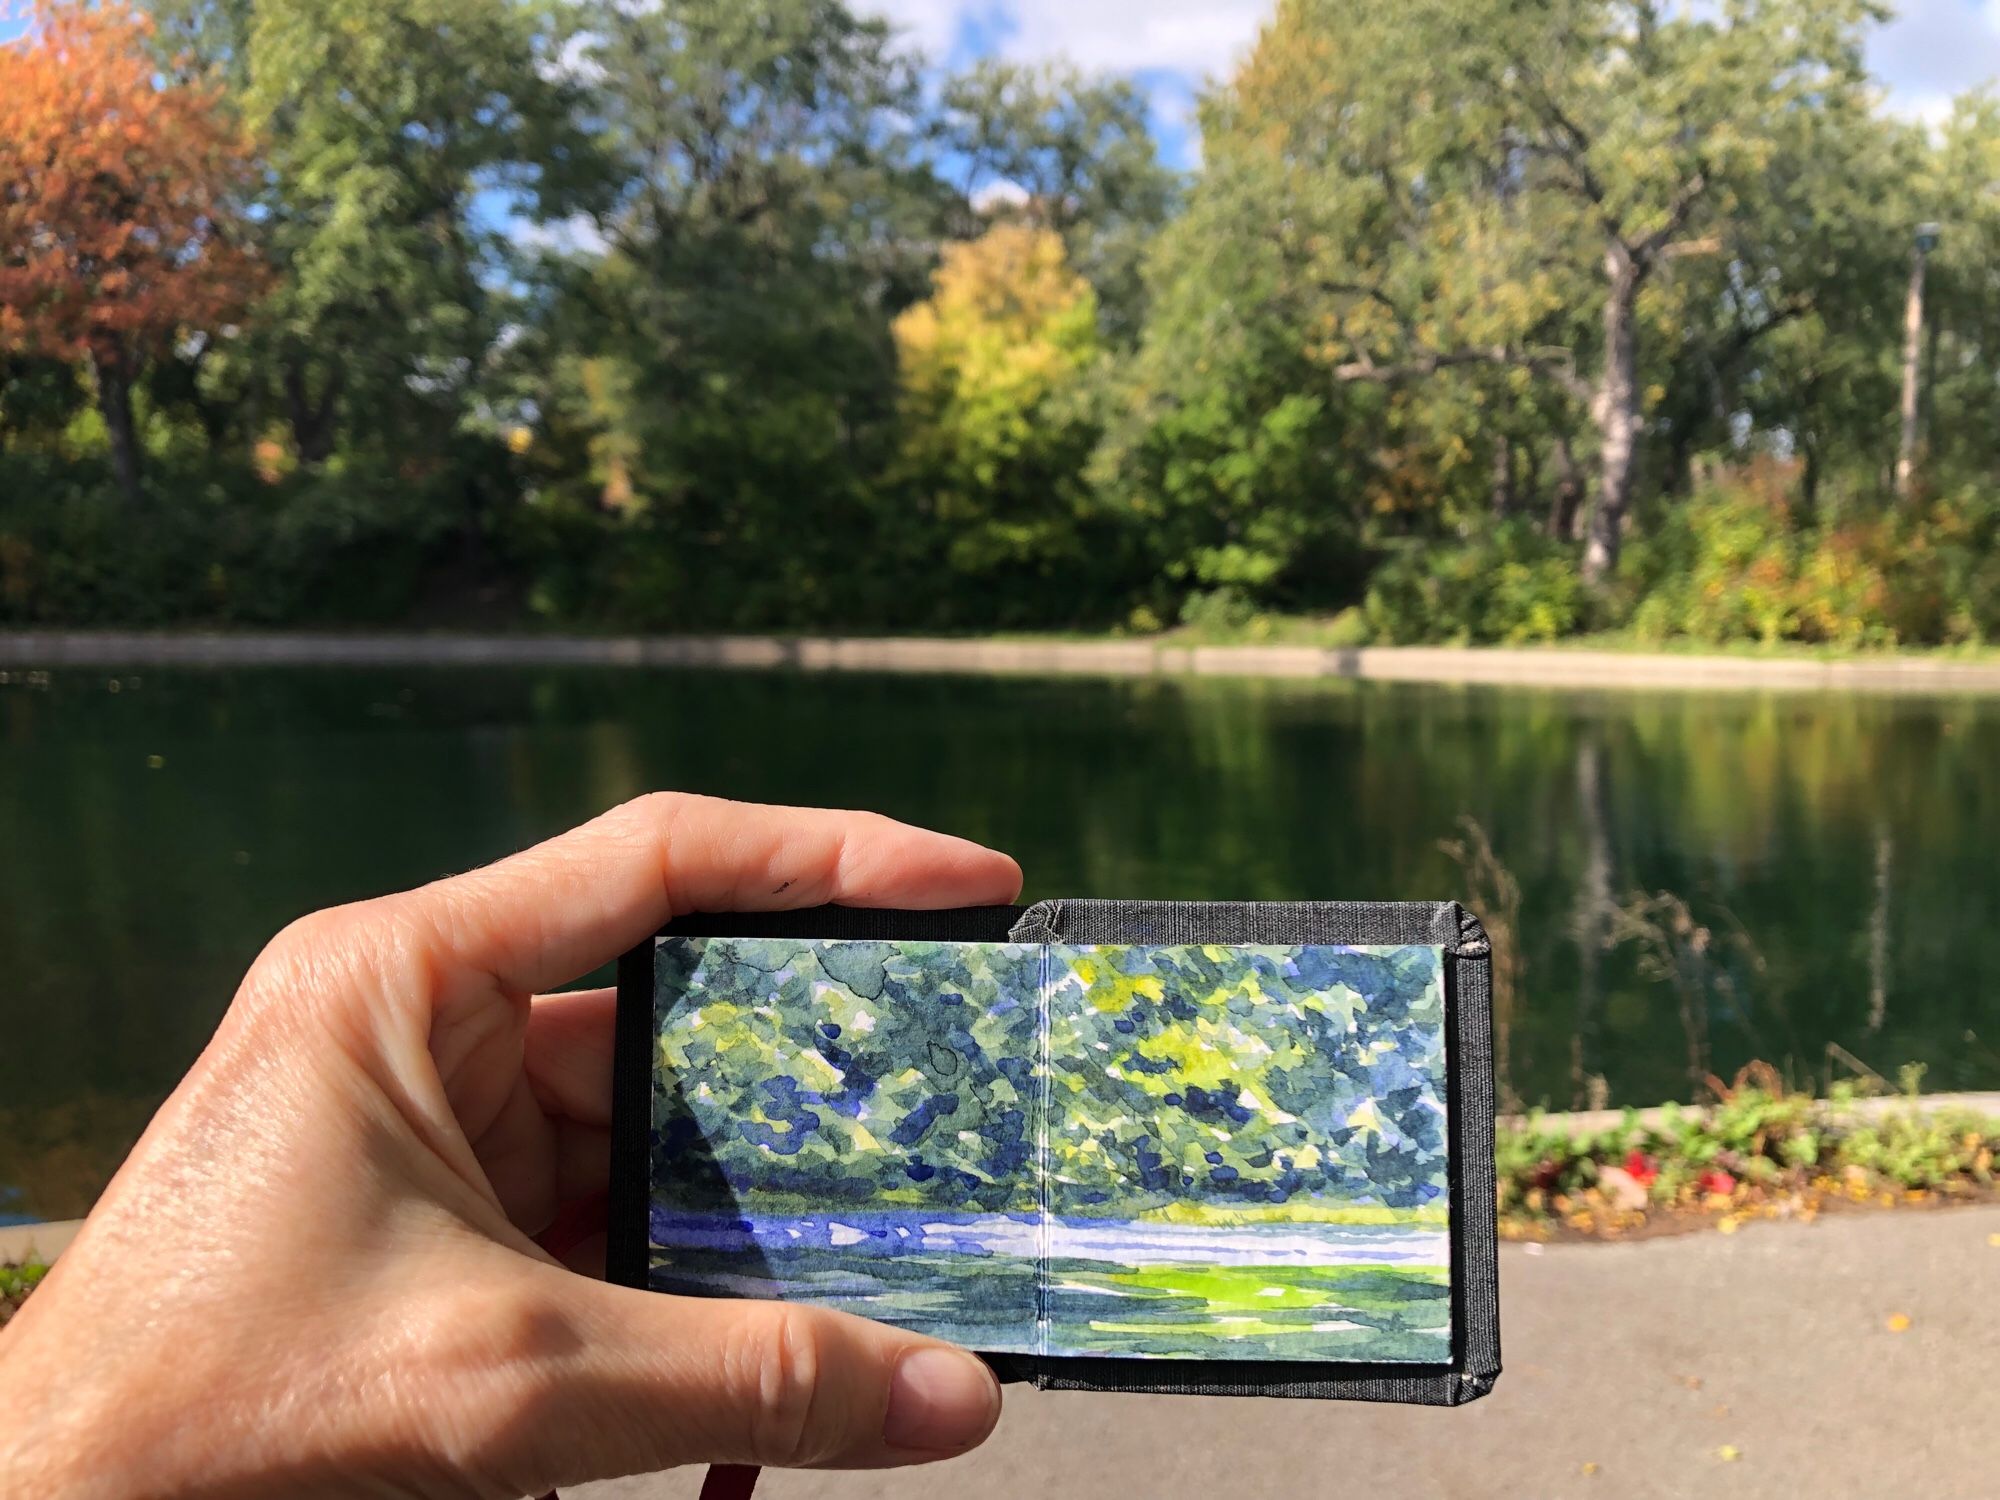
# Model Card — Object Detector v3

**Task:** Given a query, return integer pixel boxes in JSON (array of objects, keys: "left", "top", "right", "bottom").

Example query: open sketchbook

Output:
[{"left": 618, "top": 901, "right": 1495, "bottom": 1389}]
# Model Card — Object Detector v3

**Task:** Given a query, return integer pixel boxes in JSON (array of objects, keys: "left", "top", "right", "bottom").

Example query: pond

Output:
[{"left": 4, "top": 663, "right": 1996, "bottom": 1219}]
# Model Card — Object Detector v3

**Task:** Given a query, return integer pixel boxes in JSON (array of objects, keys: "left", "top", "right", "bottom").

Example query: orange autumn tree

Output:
[{"left": 0, "top": 1, "right": 262, "bottom": 503}]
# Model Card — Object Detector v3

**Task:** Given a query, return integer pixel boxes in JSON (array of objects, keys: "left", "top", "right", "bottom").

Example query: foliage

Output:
[
  {"left": 1621, "top": 468, "right": 2000, "bottom": 648},
  {"left": 0, "top": 1, "right": 262, "bottom": 500},
  {"left": 655, "top": 937, "right": 1448, "bottom": 1220},
  {"left": 889, "top": 224, "right": 1114, "bottom": 623},
  {"left": 938, "top": 58, "right": 1177, "bottom": 343},
  {"left": 1365, "top": 521, "right": 1592, "bottom": 645},
  {"left": 0, "top": 450, "right": 476, "bottom": 624},
  {"left": 1498, "top": 1069, "right": 2000, "bottom": 1239},
  {"left": 0, "top": 1261, "right": 49, "bottom": 1330},
  {"left": 5, "top": 0, "right": 2000, "bottom": 640}
]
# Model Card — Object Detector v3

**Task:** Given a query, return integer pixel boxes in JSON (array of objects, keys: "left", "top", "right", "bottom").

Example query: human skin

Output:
[{"left": 0, "top": 794, "right": 1023, "bottom": 1498}]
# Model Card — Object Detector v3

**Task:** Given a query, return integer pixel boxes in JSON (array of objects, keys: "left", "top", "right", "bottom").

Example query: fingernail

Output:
[{"left": 883, "top": 1347, "right": 1001, "bottom": 1452}]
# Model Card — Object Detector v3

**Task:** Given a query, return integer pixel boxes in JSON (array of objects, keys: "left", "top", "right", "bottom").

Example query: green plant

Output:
[
  {"left": 1, "top": 1260, "right": 48, "bottom": 1329},
  {"left": 1365, "top": 521, "right": 1590, "bottom": 645},
  {"left": 1498, "top": 1067, "right": 2000, "bottom": 1239}
]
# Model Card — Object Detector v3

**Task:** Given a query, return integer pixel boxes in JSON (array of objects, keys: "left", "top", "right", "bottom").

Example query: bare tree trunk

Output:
[
  {"left": 1582, "top": 248, "right": 1642, "bottom": 584},
  {"left": 284, "top": 356, "right": 339, "bottom": 466},
  {"left": 1866, "top": 827, "right": 1892, "bottom": 1034},
  {"left": 90, "top": 346, "right": 144, "bottom": 506},
  {"left": 1489, "top": 433, "right": 1516, "bottom": 518},
  {"left": 1548, "top": 432, "right": 1583, "bottom": 541},
  {"left": 1893, "top": 240, "right": 1928, "bottom": 505}
]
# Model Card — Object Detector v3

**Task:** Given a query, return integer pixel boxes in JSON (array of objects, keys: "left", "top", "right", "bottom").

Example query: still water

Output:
[{"left": 4, "top": 665, "right": 1996, "bottom": 1219}]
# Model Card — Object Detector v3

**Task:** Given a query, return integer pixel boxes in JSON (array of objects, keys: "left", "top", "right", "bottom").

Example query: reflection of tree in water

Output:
[
  {"left": 1439, "top": 815, "right": 1522, "bottom": 1114},
  {"left": 1603, "top": 891, "right": 1765, "bottom": 1097}
]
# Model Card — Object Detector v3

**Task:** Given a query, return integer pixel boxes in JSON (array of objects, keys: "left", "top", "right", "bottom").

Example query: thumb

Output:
[{"left": 480, "top": 1266, "right": 1003, "bottom": 1488}]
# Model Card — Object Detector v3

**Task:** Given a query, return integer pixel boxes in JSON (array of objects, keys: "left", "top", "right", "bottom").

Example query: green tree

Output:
[
  {"left": 938, "top": 59, "right": 1176, "bottom": 343},
  {"left": 1208, "top": 0, "right": 1885, "bottom": 583},
  {"left": 511, "top": 0, "right": 959, "bottom": 626},
  {"left": 891, "top": 222, "right": 1107, "bottom": 620},
  {"left": 237, "top": 0, "right": 579, "bottom": 465}
]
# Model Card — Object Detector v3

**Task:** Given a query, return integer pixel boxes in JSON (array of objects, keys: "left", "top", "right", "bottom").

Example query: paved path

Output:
[
  {"left": 581, "top": 1205, "right": 2000, "bottom": 1500},
  {"left": 9, "top": 630, "right": 2000, "bottom": 695}
]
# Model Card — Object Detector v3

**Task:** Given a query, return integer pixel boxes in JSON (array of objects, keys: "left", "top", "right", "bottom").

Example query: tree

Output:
[
  {"left": 892, "top": 223, "right": 1106, "bottom": 618},
  {"left": 238, "top": 0, "right": 581, "bottom": 465},
  {"left": 0, "top": 1, "right": 260, "bottom": 504},
  {"left": 524, "top": 0, "right": 952, "bottom": 626},
  {"left": 1214, "top": 0, "right": 1883, "bottom": 581},
  {"left": 938, "top": 59, "right": 1177, "bottom": 343}
]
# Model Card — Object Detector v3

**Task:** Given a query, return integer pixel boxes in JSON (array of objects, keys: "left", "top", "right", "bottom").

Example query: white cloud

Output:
[
  {"left": 866, "top": 0, "right": 971, "bottom": 63},
  {"left": 994, "top": 0, "right": 1267, "bottom": 77},
  {"left": 513, "top": 212, "right": 610, "bottom": 258},
  {"left": 1867, "top": 0, "right": 2000, "bottom": 118},
  {"left": 970, "top": 178, "right": 1031, "bottom": 211},
  {"left": 863, "top": 0, "right": 1266, "bottom": 79}
]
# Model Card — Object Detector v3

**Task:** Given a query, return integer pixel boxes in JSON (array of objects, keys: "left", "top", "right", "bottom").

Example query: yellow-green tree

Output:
[{"left": 893, "top": 223, "right": 1107, "bottom": 619}]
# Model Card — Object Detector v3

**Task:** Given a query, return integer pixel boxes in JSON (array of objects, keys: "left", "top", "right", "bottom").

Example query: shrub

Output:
[
  {"left": 1365, "top": 521, "right": 1590, "bottom": 644},
  {"left": 1622, "top": 472, "right": 2000, "bottom": 649},
  {"left": 0, "top": 451, "right": 480, "bottom": 626}
]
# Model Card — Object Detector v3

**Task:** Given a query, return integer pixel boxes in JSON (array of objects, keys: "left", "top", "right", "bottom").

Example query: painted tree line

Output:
[
  {"left": 5, "top": 0, "right": 2000, "bottom": 644},
  {"left": 654, "top": 939, "right": 1448, "bottom": 1219}
]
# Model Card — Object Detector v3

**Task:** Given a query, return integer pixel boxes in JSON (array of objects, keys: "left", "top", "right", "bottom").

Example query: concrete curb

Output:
[
  {"left": 6, "top": 630, "right": 2000, "bottom": 694},
  {"left": 1501, "top": 1090, "right": 2000, "bottom": 1135},
  {"left": 0, "top": 1218, "right": 83, "bottom": 1265}
]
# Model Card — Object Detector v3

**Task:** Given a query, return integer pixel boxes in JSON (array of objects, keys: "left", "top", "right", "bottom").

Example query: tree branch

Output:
[
  {"left": 1635, "top": 170, "right": 1709, "bottom": 261},
  {"left": 1333, "top": 345, "right": 1591, "bottom": 404}
]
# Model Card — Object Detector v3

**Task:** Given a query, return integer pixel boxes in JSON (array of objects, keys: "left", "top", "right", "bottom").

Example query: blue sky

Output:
[{"left": 870, "top": 0, "right": 2000, "bottom": 168}]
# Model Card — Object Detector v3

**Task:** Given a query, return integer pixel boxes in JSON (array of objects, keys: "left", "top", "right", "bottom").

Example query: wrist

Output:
[{"left": 0, "top": 1269, "right": 242, "bottom": 1500}]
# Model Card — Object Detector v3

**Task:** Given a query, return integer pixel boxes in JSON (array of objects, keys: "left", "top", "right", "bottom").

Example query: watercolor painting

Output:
[{"left": 648, "top": 936, "right": 1452, "bottom": 1363}]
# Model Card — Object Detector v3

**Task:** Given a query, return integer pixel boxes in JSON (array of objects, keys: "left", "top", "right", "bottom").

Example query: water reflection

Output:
[{"left": 3, "top": 666, "right": 1996, "bottom": 1218}]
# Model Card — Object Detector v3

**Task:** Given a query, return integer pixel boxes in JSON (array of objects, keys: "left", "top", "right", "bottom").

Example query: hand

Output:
[{"left": 0, "top": 795, "right": 1023, "bottom": 1498}]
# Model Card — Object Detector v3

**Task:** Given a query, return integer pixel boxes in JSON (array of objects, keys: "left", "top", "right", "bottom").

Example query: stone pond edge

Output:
[{"left": 9, "top": 630, "right": 2000, "bottom": 693}]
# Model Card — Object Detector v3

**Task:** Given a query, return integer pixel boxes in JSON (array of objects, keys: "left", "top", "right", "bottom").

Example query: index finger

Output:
[{"left": 407, "top": 793, "right": 1022, "bottom": 999}]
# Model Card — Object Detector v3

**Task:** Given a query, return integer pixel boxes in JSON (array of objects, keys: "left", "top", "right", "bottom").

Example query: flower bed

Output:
[{"left": 1500, "top": 1076, "right": 1999, "bottom": 1240}]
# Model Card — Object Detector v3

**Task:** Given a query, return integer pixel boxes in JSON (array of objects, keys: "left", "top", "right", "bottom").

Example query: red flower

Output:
[
  {"left": 1700, "top": 1168, "right": 1738, "bottom": 1197},
  {"left": 1623, "top": 1148, "right": 1658, "bottom": 1188}
]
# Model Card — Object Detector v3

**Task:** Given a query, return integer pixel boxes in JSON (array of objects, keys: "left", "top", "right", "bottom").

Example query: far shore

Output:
[{"left": 9, "top": 628, "right": 2000, "bottom": 694}]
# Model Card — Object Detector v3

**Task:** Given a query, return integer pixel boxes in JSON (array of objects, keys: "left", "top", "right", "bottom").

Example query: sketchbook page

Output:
[
  {"left": 1040, "top": 943, "right": 1453, "bottom": 1363},
  {"left": 646, "top": 935, "right": 1045, "bottom": 1355}
]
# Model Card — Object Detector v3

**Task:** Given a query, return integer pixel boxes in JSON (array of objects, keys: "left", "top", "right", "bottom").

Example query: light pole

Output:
[{"left": 1893, "top": 221, "right": 1940, "bottom": 505}]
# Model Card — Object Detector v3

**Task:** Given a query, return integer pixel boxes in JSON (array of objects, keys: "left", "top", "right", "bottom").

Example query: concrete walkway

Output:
[
  {"left": 8, "top": 630, "right": 2000, "bottom": 694},
  {"left": 582, "top": 1205, "right": 2000, "bottom": 1500}
]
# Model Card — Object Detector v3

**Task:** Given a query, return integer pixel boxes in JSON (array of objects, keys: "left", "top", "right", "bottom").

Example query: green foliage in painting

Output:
[
  {"left": 652, "top": 938, "right": 1448, "bottom": 1221},
  {"left": 655, "top": 940, "right": 1045, "bottom": 1215}
]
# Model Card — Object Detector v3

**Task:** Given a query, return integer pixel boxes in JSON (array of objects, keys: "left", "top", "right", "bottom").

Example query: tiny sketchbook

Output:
[{"left": 610, "top": 900, "right": 1499, "bottom": 1405}]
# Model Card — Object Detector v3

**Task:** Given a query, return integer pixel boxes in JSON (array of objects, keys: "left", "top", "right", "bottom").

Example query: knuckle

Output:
[
  {"left": 728, "top": 1304, "right": 831, "bottom": 1468},
  {"left": 235, "top": 896, "right": 428, "bottom": 1024},
  {"left": 611, "top": 790, "right": 694, "bottom": 831}
]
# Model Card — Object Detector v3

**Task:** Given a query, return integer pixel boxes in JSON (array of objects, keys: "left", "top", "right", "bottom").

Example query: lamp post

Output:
[{"left": 1893, "top": 221, "right": 1940, "bottom": 505}]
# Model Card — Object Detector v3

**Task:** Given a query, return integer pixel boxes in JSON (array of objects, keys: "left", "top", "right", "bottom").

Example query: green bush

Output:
[
  {"left": 1364, "top": 521, "right": 1590, "bottom": 644},
  {"left": 1621, "top": 473, "right": 2000, "bottom": 649},
  {"left": 0, "top": 452, "right": 481, "bottom": 626}
]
